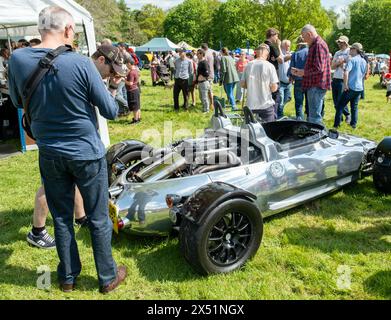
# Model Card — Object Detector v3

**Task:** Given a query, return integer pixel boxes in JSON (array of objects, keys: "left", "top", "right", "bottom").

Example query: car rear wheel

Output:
[
  {"left": 108, "top": 150, "right": 144, "bottom": 185},
  {"left": 373, "top": 163, "right": 391, "bottom": 194},
  {"left": 179, "top": 199, "right": 263, "bottom": 275}
]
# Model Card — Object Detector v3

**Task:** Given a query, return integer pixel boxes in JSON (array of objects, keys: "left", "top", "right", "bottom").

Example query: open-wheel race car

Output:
[{"left": 106, "top": 102, "right": 391, "bottom": 275}]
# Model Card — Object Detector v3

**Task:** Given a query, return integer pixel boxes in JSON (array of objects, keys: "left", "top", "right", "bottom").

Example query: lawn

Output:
[{"left": 0, "top": 72, "right": 390, "bottom": 300}]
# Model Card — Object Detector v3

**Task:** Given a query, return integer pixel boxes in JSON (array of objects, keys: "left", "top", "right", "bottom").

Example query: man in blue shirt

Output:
[
  {"left": 8, "top": 6, "right": 127, "bottom": 293},
  {"left": 333, "top": 43, "right": 367, "bottom": 129},
  {"left": 288, "top": 37, "right": 308, "bottom": 120}
]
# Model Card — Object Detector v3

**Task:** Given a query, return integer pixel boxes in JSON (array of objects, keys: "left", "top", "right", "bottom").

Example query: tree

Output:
[
  {"left": 211, "top": 0, "right": 266, "bottom": 49},
  {"left": 262, "top": 0, "right": 332, "bottom": 42},
  {"left": 135, "top": 4, "right": 166, "bottom": 40},
  {"left": 163, "top": 0, "right": 220, "bottom": 47},
  {"left": 348, "top": 0, "right": 391, "bottom": 53},
  {"left": 117, "top": 0, "right": 147, "bottom": 45},
  {"left": 75, "top": 0, "right": 122, "bottom": 41}
]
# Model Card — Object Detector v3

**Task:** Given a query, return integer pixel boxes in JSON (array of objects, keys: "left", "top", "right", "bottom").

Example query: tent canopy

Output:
[
  {"left": 0, "top": 0, "right": 96, "bottom": 50},
  {"left": 177, "top": 41, "right": 196, "bottom": 51},
  {"left": 136, "top": 37, "right": 180, "bottom": 53},
  {"left": 0, "top": 0, "right": 112, "bottom": 149}
]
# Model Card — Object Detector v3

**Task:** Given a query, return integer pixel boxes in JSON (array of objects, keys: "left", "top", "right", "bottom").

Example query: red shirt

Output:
[
  {"left": 126, "top": 69, "right": 139, "bottom": 91},
  {"left": 236, "top": 59, "right": 248, "bottom": 73},
  {"left": 302, "top": 36, "right": 331, "bottom": 91}
]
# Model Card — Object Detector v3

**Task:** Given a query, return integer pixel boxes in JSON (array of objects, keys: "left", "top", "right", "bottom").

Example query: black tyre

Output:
[
  {"left": 108, "top": 150, "right": 143, "bottom": 185},
  {"left": 373, "top": 164, "right": 391, "bottom": 194},
  {"left": 179, "top": 199, "right": 263, "bottom": 275}
]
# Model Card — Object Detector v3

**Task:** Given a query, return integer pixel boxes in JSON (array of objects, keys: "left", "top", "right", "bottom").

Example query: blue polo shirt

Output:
[
  {"left": 8, "top": 47, "right": 118, "bottom": 160},
  {"left": 287, "top": 47, "right": 308, "bottom": 81},
  {"left": 345, "top": 55, "right": 367, "bottom": 92}
]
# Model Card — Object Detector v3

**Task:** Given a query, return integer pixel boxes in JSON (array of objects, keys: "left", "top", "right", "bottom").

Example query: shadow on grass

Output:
[
  {"left": 267, "top": 179, "right": 391, "bottom": 224},
  {"left": 364, "top": 270, "right": 391, "bottom": 299},
  {"left": 283, "top": 222, "right": 391, "bottom": 254},
  {"left": 372, "top": 81, "right": 385, "bottom": 90},
  {"left": 0, "top": 209, "right": 100, "bottom": 291},
  {"left": 78, "top": 231, "right": 198, "bottom": 283}
]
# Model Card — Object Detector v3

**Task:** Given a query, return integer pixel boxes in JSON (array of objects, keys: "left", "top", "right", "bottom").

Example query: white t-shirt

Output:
[
  {"left": 242, "top": 59, "right": 279, "bottom": 110},
  {"left": 333, "top": 48, "right": 350, "bottom": 79}
]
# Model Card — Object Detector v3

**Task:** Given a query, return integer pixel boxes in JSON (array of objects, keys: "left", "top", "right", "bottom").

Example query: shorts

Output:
[
  {"left": 127, "top": 88, "right": 140, "bottom": 112},
  {"left": 386, "top": 91, "right": 391, "bottom": 98}
]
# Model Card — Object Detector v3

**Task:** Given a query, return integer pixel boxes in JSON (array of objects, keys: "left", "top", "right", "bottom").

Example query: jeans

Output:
[
  {"left": 116, "top": 81, "right": 128, "bottom": 114},
  {"left": 235, "top": 72, "right": 244, "bottom": 102},
  {"left": 39, "top": 152, "right": 117, "bottom": 287},
  {"left": 214, "top": 70, "right": 220, "bottom": 84},
  {"left": 332, "top": 78, "right": 349, "bottom": 118},
  {"left": 293, "top": 80, "right": 307, "bottom": 120},
  {"left": 173, "top": 78, "right": 189, "bottom": 110},
  {"left": 224, "top": 82, "right": 237, "bottom": 109},
  {"left": 198, "top": 81, "right": 211, "bottom": 112},
  {"left": 272, "top": 88, "right": 281, "bottom": 119},
  {"left": 333, "top": 89, "right": 362, "bottom": 128},
  {"left": 277, "top": 82, "right": 292, "bottom": 119},
  {"left": 307, "top": 87, "right": 326, "bottom": 125},
  {"left": 253, "top": 106, "right": 275, "bottom": 123}
]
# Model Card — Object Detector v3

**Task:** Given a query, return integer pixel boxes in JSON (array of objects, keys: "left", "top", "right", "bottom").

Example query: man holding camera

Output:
[{"left": 8, "top": 6, "right": 127, "bottom": 293}]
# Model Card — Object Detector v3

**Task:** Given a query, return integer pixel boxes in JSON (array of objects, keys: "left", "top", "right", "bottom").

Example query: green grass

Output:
[{"left": 0, "top": 72, "right": 390, "bottom": 300}]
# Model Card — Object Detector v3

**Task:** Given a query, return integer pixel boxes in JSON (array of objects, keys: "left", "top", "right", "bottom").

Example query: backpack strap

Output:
[{"left": 21, "top": 45, "right": 73, "bottom": 134}]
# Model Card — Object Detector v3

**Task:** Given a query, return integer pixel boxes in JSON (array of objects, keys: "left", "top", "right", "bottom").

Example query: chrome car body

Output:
[{"left": 108, "top": 108, "right": 378, "bottom": 236}]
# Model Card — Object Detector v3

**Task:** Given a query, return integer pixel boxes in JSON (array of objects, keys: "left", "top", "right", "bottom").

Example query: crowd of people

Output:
[
  {"left": 1, "top": 3, "right": 390, "bottom": 295},
  {"left": 129, "top": 25, "right": 389, "bottom": 131}
]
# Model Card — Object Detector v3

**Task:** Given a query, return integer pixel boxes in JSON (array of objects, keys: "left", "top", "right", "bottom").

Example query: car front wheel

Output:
[{"left": 179, "top": 199, "right": 263, "bottom": 275}]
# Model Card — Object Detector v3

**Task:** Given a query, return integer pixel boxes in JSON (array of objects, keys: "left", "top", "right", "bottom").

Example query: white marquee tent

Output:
[{"left": 0, "top": 0, "right": 111, "bottom": 150}]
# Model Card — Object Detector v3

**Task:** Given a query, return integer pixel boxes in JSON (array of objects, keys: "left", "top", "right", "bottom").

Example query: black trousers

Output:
[{"left": 174, "top": 78, "right": 189, "bottom": 110}]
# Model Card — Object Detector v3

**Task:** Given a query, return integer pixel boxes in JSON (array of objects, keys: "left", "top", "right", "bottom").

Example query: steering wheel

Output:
[{"left": 243, "top": 106, "right": 256, "bottom": 124}]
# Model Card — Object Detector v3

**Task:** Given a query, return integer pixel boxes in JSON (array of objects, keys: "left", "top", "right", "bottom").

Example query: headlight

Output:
[{"left": 166, "top": 194, "right": 182, "bottom": 208}]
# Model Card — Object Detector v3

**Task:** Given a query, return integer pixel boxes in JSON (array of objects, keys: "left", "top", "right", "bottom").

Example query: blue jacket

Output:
[
  {"left": 288, "top": 47, "right": 309, "bottom": 81},
  {"left": 8, "top": 47, "right": 118, "bottom": 160}
]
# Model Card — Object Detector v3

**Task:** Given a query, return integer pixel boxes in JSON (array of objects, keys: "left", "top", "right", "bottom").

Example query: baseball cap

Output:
[
  {"left": 350, "top": 42, "right": 363, "bottom": 52},
  {"left": 336, "top": 35, "right": 349, "bottom": 44},
  {"left": 96, "top": 45, "right": 126, "bottom": 76}
]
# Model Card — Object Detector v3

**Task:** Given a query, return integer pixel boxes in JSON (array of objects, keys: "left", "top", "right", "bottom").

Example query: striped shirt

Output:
[{"left": 302, "top": 36, "right": 331, "bottom": 91}]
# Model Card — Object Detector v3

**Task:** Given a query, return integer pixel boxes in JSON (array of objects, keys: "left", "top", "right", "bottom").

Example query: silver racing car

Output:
[{"left": 106, "top": 104, "right": 391, "bottom": 275}]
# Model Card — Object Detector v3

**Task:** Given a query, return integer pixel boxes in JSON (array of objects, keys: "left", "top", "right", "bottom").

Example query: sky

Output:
[{"left": 125, "top": 0, "right": 354, "bottom": 12}]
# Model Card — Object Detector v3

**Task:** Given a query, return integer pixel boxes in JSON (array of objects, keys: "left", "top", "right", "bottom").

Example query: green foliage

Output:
[
  {"left": 163, "top": 0, "right": 220, "bottom": 48},
  {"left": 0, "top": 73, "right": 390, "bottom": 299},
  {"left": 116, "top": 0, "right": 148, "bottom": 45},
  {"left": 211, "top": 0, "right": 265, "bottom": 49},
  {"left": 75, "top": 0, "right": 122, "bottom": 41},
  {"left": 348, "top": 0, "right": 391, "bottom": 53},
  {"left": 262, "top": 0, "right": 332, "bottom": 41},
  {"left": 135, "top": 5, "right": 166, "bottom": 40}
]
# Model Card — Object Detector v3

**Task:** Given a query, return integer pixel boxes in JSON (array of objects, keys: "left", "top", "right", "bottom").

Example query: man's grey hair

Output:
[
  {"left": 281, "top": 40, "right": 291, "bottom": 47},
  {"left": 301, "top": 24, "right": 317, "bottom": 34},
  {"left": 38, "top": 6, "right": 74, "bottom": 34},
  {"left": 101, "top": 39, "right": 112, "bottom": 46}
]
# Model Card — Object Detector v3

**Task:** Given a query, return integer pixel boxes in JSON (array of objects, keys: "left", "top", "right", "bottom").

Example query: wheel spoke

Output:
[
  {"left": 213, "top": 225, "right": 224, "bottom": 233},
  {"left": 231, "top": 213, "right": 236, "bottom": 227},
  {"left": 236, "top": 215, "right": 244, "bottom": 229},
  {"left": 238, "top": 223, "right": 249, "bottom": 232},
  {"left": 238, "top": 233, "right": 251, "bottom": 238},
  {"left": 209, "top": 242, "right": 223, "bottom": 253},
  {"left": 209, "top": 236, "right": 224, "bottom": 241}
]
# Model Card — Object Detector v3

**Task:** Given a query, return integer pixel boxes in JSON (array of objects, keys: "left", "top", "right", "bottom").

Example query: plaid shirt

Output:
[{"left": 302, "top": 36, "right": 331, "bottom": 90}]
